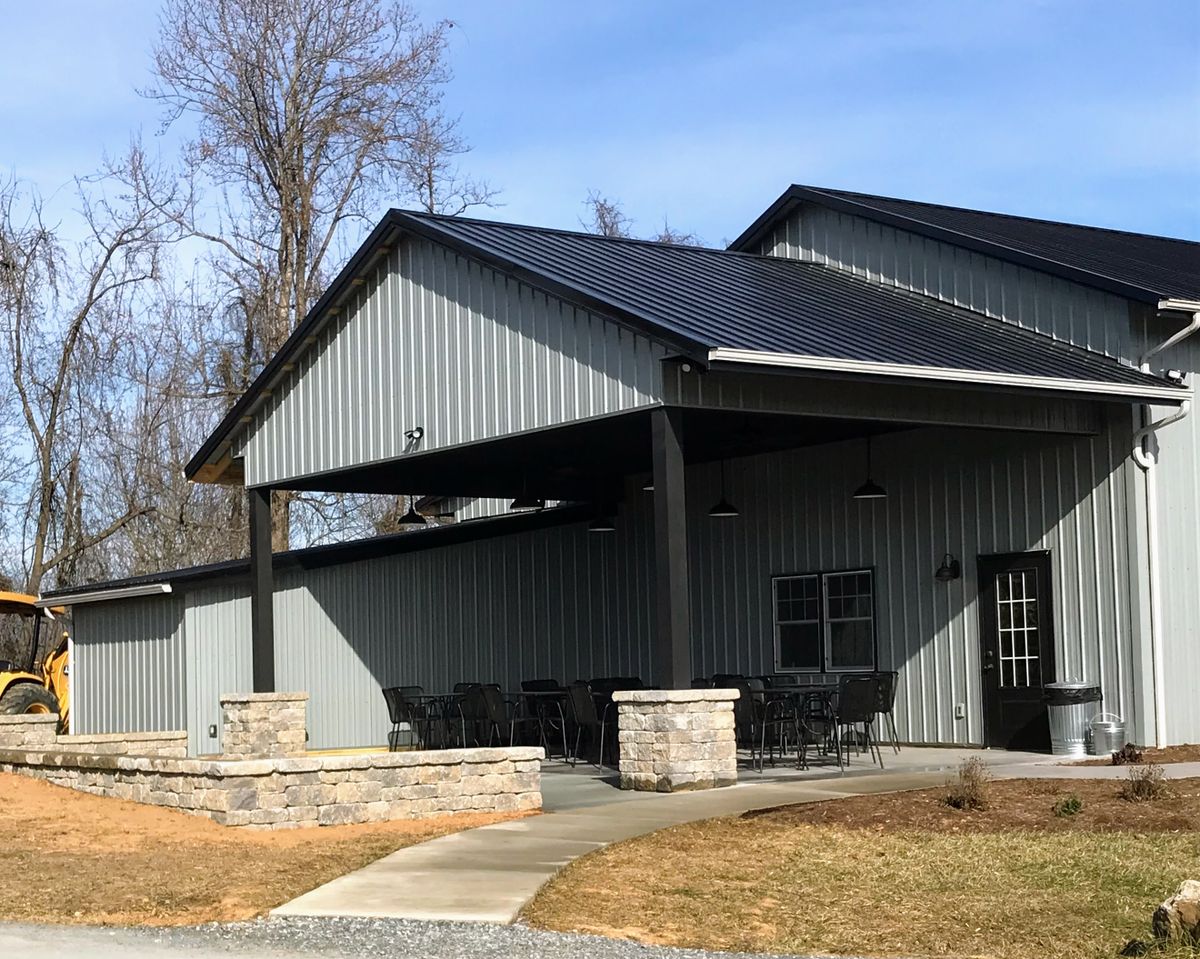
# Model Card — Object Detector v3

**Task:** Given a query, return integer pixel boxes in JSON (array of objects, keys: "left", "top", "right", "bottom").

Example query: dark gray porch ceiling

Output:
[{"left": 273, "top": 407, "right": 904, "bottom": 501}]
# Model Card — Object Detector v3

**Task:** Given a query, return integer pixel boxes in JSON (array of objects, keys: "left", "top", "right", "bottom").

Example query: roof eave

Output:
[
  {"left": 185, "top": 212, "right": 713, "bottom": 482},
  {"left": 730, "top": 186, "right": 1168, "bottom": 306},
  {"left": 706, "top": 347, "right": 1189, "bottom": 405}
]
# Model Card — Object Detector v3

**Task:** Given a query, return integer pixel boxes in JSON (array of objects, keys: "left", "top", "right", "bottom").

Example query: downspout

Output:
[{"left": 1132, "top": 299, "right": 1200, "bottom": 748}]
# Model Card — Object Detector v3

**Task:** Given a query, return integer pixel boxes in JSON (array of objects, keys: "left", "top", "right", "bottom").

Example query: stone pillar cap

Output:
[
  {"left": 612, "top": 688, "right": 739, "bottom": 703},
  {"left": 218, "top": 691, "right": 310, "bottom": 703}
]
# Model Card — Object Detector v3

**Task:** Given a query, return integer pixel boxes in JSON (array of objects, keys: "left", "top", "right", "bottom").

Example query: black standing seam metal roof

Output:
[
  {"left": 730, "top": 185, "right": 1200, "bottom": 303},
  {"left": 186, "top": 204, "right": 1186, "bottom": 479},
  {"left": 396, "top": 211, "right": 1174, "bottom": 390}
]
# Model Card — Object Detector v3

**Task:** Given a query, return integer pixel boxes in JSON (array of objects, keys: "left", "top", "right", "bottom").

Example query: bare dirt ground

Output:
[
  {"left": 524, "top": 777, "right": 1200, "bottom": 959},
  {"left": 1078, "top": 743, "right": 1200, "bottom": 766},
  {"left": 0, "top": 772, "right": 526, "bottom": 925}
]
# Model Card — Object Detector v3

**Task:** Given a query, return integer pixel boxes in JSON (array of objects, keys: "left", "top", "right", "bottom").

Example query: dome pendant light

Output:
[
  {"left": 852, "top": 436, "right": 887, "bottom": 500},
  {"left": 509, "top": 474, "right": 545, "bottom": 512},
  {"left": 398, "top": 495, "right": 425, "bottom": 525},
  {"left": 708, "top": 460, "right": 739, "bottom": 518}
]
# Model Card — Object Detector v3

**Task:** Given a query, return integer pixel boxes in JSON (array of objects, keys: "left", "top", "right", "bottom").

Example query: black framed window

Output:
[{"left": 773, "top": 568, "right": 876, "bottom": 673}]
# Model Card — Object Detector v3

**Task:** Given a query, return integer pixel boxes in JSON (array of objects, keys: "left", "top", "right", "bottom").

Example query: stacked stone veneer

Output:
[
  {"left": 613, "top": 688, "right": 739, "bottom": 792},
  {"left": 220, "top": 692, "right": 308, "bottom": 757},
  {"left": 0, "top": 745, "right": 543, "bottom": 828},
  {"left": 0, "top": 714, "right": 185, "bottom": 757}
]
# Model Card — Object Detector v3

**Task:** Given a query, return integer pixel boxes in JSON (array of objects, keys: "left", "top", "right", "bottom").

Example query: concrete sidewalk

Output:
[{"left": 274, "top": 750, "right": 1200, "bottom": 925}]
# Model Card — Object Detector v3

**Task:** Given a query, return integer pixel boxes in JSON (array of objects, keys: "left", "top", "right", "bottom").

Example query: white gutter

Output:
[
  {"left": 707, "top": 348, "right": 1189, "bottom": 402},
  {"left": 1132, "top": 302, "right": 1200, "bottom": 749},
  {"left": 37, "top": 582, "right": 173, "bottom": 608}
]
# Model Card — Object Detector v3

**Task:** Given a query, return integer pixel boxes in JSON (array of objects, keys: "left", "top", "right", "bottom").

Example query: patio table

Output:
[{"left": 504, "top": 690, "right": 570, "bottom": 760}]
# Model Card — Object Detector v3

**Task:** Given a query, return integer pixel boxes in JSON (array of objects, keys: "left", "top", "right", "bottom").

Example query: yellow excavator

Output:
[{"left": 0, "top": 592, "right": 69, "bottom": 729}]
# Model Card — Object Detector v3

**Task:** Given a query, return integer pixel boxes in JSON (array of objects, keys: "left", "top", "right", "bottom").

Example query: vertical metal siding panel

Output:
[
  {"left": 70, "top": 596, "right": 186, "bottom": 736},
  {"left": 1154, "top": 337, "right": 1200, "bottom": 742},
  {"left": 769, "top": 206, "right": 1134, "bottom": 363},
  {"left": 240, "top": 237, "right": 666, "bottom": 487},
  {"left": 685, "top": 418, "right": 1134, "bottom": 745}
]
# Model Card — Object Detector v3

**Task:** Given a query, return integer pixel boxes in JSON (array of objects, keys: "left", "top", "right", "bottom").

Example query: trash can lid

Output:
[{"left": 1043, "top": 683, "right": 1102, "bottom": 704}]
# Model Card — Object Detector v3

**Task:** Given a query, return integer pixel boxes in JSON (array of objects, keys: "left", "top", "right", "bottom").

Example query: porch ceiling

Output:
[{"left": 275, "top": 408, "right": 910, "bottom": 502}]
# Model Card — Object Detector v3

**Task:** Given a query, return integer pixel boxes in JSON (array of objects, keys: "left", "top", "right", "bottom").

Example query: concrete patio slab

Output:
[{"left": 275, "top": 748, "right": 1197, "bottom": 925}]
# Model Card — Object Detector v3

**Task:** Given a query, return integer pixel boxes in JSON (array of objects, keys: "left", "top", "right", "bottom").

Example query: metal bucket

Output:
[
  {"left": 1088, "top": 712, "right": 1126, "bottom": 756},
  {"left": 1044, "top": 682, "right": 1102, "bottom": 757}
]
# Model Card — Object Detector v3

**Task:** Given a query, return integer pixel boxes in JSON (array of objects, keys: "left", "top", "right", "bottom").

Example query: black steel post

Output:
[
  {"left": 651, "top": 407, "right": 692, "bottom": 688},
  {"left": 248, "top": 486, "right": 276, "bottom": 693}
]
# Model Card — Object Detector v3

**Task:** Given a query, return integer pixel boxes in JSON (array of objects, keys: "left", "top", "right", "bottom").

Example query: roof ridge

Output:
[
  {"left": 800, "top": 185, "right": 1200, "bottom": 247},
  {"left": 399, "top": 209, "right": 801, "bottom": 262}
]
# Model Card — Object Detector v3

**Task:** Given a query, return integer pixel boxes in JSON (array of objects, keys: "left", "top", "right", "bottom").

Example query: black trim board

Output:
[{"left": 43, "top": 505, "right": 591, "bottom": 601}]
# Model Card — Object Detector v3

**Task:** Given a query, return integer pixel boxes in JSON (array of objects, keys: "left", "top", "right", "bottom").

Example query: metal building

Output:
[{"left": 45, "top": 185, "right": 1200, "bottom": 753}]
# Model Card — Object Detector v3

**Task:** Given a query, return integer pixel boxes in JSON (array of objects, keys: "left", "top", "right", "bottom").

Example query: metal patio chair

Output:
[
  {"left": 873, "top": 670, "right": 901, "bottom": 754},
  {"left": 566, "top": 681, "right": 617, "bottom": 767},
  {"left": 834, "top": 674, "right": 884, "bottom": 769}
]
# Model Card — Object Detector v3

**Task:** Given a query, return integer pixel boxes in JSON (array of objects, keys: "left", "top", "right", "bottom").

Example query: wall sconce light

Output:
[{"left": 935, "top": 553, "right": 961, "bottom": 582}]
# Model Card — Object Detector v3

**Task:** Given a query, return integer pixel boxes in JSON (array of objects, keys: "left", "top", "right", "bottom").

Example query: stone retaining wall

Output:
[
  {"left": 0, "top": 714, "right": 186, "bottom": 757},
  {"left": 0, "top": 745, "right": 543, "bottom": 828},
  {"left": 220, "top": 692, "right": 308, "bottom": 757},
  {"left": 613, "top": 688, "right": 739, "bottom": 792}
]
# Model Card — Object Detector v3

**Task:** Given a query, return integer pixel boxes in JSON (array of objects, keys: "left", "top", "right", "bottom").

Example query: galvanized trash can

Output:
[
  {"left": 1088, "top": 712, "right": 1126, "bottom": 756},
  {"left": 1044, "top": 682, "right": 1102, "bottom": 757}
]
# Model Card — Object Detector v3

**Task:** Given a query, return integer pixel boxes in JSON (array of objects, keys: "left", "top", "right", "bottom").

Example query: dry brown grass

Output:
[
  {"left": 0, "top": 771, "right": 526, "bottom": 925},
  {"left": 523, "top": 778, "right": 1200, "bottom": 959}
]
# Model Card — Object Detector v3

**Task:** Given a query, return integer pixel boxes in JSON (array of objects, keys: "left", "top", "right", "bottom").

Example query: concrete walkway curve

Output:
[{"left": 274, "top": 750, "right": 1200, "bottom": 924}]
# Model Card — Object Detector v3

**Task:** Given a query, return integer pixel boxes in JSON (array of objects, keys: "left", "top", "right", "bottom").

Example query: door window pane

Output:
[{"left": 995, "top": 568, "right": 1041, "bottom": 688}]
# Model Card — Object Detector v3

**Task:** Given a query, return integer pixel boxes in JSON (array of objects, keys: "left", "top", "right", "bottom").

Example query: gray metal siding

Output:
[
  {"left": 760, "top": 204, "right": 1137, "bottom": 363},
  {"left": 271, "top": 503, "right": 655, "bottom": 749},
  {"left": 1145, "top": 336, "right": 1200, "bottom": 744},
  {"left": 665, "top": 368, "right": 1102, "bottom": 436},
  {"left": 686, "top": 418, "right": 1140, "bottom": 745},
  {"left": 184, "top": 584, "right": 252, "bottom": 755},
  {"left": 238, "top": 237, "right": 667, "bottom": 487},
  {"left": 71, "top": 595, "right": 187, "bottom": 735}
]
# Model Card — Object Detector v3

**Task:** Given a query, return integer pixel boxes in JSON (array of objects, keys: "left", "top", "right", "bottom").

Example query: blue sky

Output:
[{"left": 2, "top": 0, "right": 1198, "bottom": 248}]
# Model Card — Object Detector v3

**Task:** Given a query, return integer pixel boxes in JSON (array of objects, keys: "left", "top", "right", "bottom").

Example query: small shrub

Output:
[
  {"left": 944, "top": 756, "right": 991, "bottom": 811},
  {"left": 1112, "top": 742, "right": 1144, "bottom": 766},
  {"left": 1052, "top": 794, "right": 1083, "bottom": 818},
  {"left": 1120, "top": 763, "right": 1170, "bottom": 803}
]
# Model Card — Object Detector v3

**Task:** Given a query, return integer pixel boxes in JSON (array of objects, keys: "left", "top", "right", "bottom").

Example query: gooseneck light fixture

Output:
[
  {"left": 935, "top": 553, "right": 962, "bottom": 582},
  {"left": 708, "top": 460, "right": 739, "bottom": 518},
  {"left": 852, "top": 436, "right": 887, "bottom": 500}
]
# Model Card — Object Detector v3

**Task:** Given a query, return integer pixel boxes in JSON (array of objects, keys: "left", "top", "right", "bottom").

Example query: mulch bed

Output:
[
  {"left": 743, "top": 776, "right": 1200, "bottom": 834},
  {"left": 1076, "top": 743, "right": 1200, "bottom": 766}
]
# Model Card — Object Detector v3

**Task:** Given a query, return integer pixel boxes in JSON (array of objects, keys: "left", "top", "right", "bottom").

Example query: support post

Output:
[
  {"left": 651, "top": 407, "right": 692, "bottom": 688},
  {"left": 249, "top": 486, "right": 276, "bottom": 693}
]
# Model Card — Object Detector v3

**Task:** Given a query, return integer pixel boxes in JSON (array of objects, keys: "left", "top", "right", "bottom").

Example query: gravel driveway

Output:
[{"left": 0, "top": 916, "right": 851, "bottom": 959}]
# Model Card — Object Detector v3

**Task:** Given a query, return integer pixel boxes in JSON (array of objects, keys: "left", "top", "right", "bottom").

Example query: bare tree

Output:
[
  {"left": 582, "top": 190, "right": 633, "bottom": 238},
  {"left": 0, "top": 151, "right": 178, "bottom": 594},
  {"left": 146, "top": 0, "right": 492, "bottom": 548},
  {"left": 581, "top": 191, "right": 702, "bottom": 246}
]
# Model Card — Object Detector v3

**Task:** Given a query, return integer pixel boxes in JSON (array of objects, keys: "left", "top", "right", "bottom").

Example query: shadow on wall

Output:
[
  {"left": 685, "top": 414, "right": 1138, "bottom": 747},
  {"left": 273, "top": 488, "right": 657, "bottom": 750}
]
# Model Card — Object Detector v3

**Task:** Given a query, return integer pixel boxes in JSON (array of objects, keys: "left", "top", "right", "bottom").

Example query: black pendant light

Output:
[
  {"left": 588, "top": 514, "right": 616, "bottom": 533},
  {"left": 852, "top": 436, "right": 887, "bottom": 500},
  {"left": 398, "top": 495, "right": 425, "bottom": 525},
  {"left": 708, "top": 460, "right": 739, "bottom": 518},
  {"left": 509, "top": 474, "right": 545, "bottom": 512}
]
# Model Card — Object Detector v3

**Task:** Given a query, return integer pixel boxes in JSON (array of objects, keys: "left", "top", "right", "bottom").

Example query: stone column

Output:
[
  {"left": 612, "top": 688, "right": 739, "bottom": 792},
  {"left": 220, "top": 692, "right": 308, "bottom": 757}
]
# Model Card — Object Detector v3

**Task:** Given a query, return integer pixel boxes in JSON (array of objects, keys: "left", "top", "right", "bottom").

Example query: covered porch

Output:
[{"left": 240, "top": 365, "right": 1148, "bottom": 762}]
